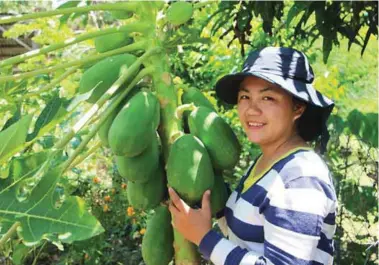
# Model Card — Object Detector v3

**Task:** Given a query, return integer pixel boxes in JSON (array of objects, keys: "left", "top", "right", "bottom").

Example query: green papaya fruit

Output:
[
  {"left": 166, "top": 2, "right": 193, "bottom": 26},
  {"left": 181, "top": 87, "right": 216, "bottom": 111},
  {"left": 210, "top": 170, "right": 229, "bottom": 217},
  {"left": 94, "top": 32, "right": 133, "bottom": 53},
  {"left": 115, "top": 134, "right": 160, "bottom": 183},
  {"left": 188, "top": 106, "right": 241, "bottom": 170},
  {"left": 108, "top": 91, "right": 160, "bottom": 156},
  {"left": 98, "top": 87, "right": 139, "bottom": 147},
  {"left": 79, "top": 54, "right": 138, "bottom": 103},
  {"left": 181, "top": 87, "right": 216, "bottom": 133},
  {"left": 167, "top": 134, "right": 214, "bottom": 205},
  {"left": 142, "top": 205, "right": 174, "bottom": 265},
  {"left": 127, "top": 166, "right": 166, "bottom": 210}
]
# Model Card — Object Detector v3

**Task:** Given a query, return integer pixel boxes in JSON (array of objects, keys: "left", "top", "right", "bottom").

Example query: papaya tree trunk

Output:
[{"left": 140, "top": 2, "right": 201, "bottom": 264}]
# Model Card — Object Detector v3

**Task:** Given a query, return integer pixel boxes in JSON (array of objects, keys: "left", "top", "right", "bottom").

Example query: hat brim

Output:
[{"left": 215, "top": 71, "right": 334, "bottom": 108}]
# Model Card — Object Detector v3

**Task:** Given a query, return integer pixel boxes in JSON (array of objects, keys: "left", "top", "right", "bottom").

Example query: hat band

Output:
[{"left": 243, "top": 68, "right": 313, "bottom": 84}]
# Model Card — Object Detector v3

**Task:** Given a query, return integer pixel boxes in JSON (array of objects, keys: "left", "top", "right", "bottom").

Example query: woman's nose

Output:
[{"left": 246, "top": 101, "right": 262, "bottom": 115}]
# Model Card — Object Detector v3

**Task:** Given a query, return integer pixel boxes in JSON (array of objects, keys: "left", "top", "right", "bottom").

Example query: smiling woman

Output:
[{"left": 168, "top": 47, "right": 338, "bottom": 265}]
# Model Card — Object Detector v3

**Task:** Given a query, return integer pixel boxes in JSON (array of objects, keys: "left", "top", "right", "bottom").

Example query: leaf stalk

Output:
[
  {"left": 0, "top": 40, "right": 148, "bottom": 84},
  {"left": 0, "top": 2, "right": 139, "bottom": 25}
]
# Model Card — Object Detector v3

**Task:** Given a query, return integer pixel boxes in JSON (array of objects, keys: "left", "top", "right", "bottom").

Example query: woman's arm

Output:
[{"left": 198, "top": 176, "right": 336, "bottom": 265}]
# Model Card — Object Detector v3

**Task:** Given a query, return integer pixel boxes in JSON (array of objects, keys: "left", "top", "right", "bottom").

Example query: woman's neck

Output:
[{"left": 259, "top": 134, "right": 308, "bottom": 165}]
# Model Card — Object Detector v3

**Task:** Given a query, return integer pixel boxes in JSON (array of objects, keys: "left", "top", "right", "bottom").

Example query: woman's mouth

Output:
[{"left": 247, "top": 122, "right": 265, "bottom": 129}]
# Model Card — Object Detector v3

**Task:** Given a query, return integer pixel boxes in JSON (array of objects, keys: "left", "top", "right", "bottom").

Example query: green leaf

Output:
[
  {"left": 1, "top": 105, "right": 21, "bottom": 132},
  {"left": 26, "top": 96, "right": 65, "bottom": 142},
  {"left": 347, "top": 110, "right": 378, "bottom": 147},
  {"left": 0, "top": 115, "right": 33, "bottom": 164},
  {"left": 342, "top": 180, "right": 377, "bottom": 217},
  {"left": 322, "top": 37, "right": 333, "bottom": 64},
  {"left": 0, "top": 152, "right": 104, "bottom": 246},
  {"left": 328, "top": 114, "right": 345, "bottom": 134},
  {"left": 362, "top": 113, "right": 378, "bottom": 147},
  {"left": 11, "top": 243, "right": 29, "bottom": 265},
  {"left": 57, "top": 0, "right": 81, "bottom": 26},
  {"left": 286, "top": 2, "right": 311, "bottom": 28}
]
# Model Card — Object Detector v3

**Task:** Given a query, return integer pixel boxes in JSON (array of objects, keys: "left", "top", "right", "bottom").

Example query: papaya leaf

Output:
[
  {"left": 342, "top": 180, "right": 377, "bottom": 217},
  {"left": 1, "top": 105, "right": 21, "bottom": 132},
  {"left": 362, "top": 113, "right": 378, "bottom": 148},
  {"left": 0, "top": 115, "right": 33, "bottom": 165},
  {"left": 56, "top": 0, "right": 82, "bottom": 26},
  {"left": 322, "top": 37, "right": 333, "bottom": 64},
  {"left": 26, "top": 96, "right": 65, "bottom": 142},
  {"left": 347, "top": 109, "right": 362, "bottom": 136},
  {"left": 286, "top": 2, "right": 311, "bottom": 28},
  {"left": 37, "top": 135, "right": 56, "bottom": 149},
  {"left": 347, "top": 110, "right": 378, "bottom": 147},
  {"left": 11, "top": 243, "right": 29, "bottom": 265},
  {"left": 328, "top": 114, "right": 345, "bottom": 135},
  {"left": 0, "top": 151, "right": 104, "bottom": 246}
]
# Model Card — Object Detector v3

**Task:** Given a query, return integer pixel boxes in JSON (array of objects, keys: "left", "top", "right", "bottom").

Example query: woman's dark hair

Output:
[{"left": 293, "top": 97, "right": 325, "bottom": 142}]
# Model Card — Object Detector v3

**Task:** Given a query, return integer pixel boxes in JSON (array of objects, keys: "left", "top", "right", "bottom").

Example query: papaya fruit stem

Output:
[
  {"left": 0, "top": 22, "right": 150, "bottom": 68},
  {"left": 60, "top": 66, "right": 155, "bottom": 172},
  {"left": 175, "top": 103, "right": 196, "bottom": 119},
  {"left": 0, "top": 222, "right": 20, "bottom": 249},
  {"left": 0, "top": 2, "right": 139, "bottom": 25},
  {"left": 25, "top": 66, "right": 80, "bottom": 97},
  {"left": 0, "top": 40, "right": 148, "bottom": 84}
]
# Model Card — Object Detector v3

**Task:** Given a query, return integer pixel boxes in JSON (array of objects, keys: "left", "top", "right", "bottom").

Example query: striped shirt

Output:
[{"left": 199, "top": 148, "right": 337, "bottom": 265}]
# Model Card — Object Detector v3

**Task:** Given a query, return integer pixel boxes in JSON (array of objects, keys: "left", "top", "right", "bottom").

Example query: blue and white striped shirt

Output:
[{"left": 199, "top": 148, "right": 337, "bottom": 265}]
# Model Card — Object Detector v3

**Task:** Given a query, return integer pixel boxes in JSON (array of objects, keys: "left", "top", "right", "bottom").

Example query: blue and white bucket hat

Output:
[{"left": 215, "top": 47, "right": 335, "bottom": 153}]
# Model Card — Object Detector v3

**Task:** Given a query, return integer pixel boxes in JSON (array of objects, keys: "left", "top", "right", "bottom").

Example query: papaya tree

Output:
[{"left": 0, "top": 2, "right": 241, "bottom": 265}]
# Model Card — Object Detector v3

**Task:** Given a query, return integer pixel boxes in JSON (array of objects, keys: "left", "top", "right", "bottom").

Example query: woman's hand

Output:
[{"left": 168, "top": 187, "right": 212, "bottom": 246}]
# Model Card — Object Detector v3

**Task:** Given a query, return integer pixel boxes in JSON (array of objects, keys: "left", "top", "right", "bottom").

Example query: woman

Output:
[{"left": 168, "top": 47, "right": 337, "bottom": 265}]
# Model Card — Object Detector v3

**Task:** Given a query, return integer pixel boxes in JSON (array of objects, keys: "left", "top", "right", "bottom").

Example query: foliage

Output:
[{"left": 205, "top": 1, "right": 378, "bottom": 62}]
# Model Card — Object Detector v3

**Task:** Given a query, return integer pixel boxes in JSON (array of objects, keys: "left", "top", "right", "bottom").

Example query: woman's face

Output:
[{"left": 237, "top": 76, "right": 303, "bottom": 147}]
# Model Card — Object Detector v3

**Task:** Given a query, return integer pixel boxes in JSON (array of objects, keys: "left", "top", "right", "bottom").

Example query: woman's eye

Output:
[{"left": 239, "top": 95, "right": 249, "bottom": 100}]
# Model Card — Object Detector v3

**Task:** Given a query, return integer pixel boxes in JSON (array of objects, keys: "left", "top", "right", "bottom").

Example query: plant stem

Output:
[
  {"left": 139, "top": 2, "right": 199, "bottom": 264},
  {"left": 0, "top": 2, "right": 139, "bottom": 25},
  {"left": 0, "top": 222, "right": 20, "bottom": 248},
  {"left": 173, "top": 229, "right": 201, "bottom": 265},
  {"left": 61, "top": 66, "right": 155, "bottom": 172},
  {"left": 193, "top": 1, "right": 212, "bottom": 10},
  {"left": 0, "top": 22, "right": 150, "bottom": 68},
  {"left": 31, "top": 241, "right": 47, "bottom": 265},
  {"left": 175, "top": 103, "right": 196, "bottom": 119},
  {"left": 26, "top": 66, "right": 79, "bottom": 96},
  {"left": 69, "top": 141, "right": 101, "bottom": 170},
  {"left": 0, "top": 41, "right": 148, "bottom": 83}
]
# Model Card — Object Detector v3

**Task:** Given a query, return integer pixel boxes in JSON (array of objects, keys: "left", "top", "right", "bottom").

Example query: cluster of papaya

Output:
[
  {"left": 74, "top": 2, "right": 239, "bottom": 265},
  {"left": 170, "top": 87, "right": 241, "bottom": 214},
  {"left": 96, "top": 88, "right": 174, "bottom": 264}
]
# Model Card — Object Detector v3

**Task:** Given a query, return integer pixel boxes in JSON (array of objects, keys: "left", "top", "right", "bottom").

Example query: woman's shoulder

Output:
[{"left": 272, "top": 149, "right": 333, "bottom": 186}]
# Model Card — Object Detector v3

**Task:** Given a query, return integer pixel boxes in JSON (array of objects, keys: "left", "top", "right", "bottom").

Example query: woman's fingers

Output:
[
  {"left": 201, "top": 190, "right": 211, "bottom": 214},
  {"left": 168, "top": 187, "right": 191, "bottom": 214},
  {"left": 168, "top": 187, "right": 185, "bottom": 212}
]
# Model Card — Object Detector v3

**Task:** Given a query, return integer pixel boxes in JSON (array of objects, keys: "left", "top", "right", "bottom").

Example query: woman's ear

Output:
[{"left": 293, "top": 103, "right": 306, "bottom": 121}]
